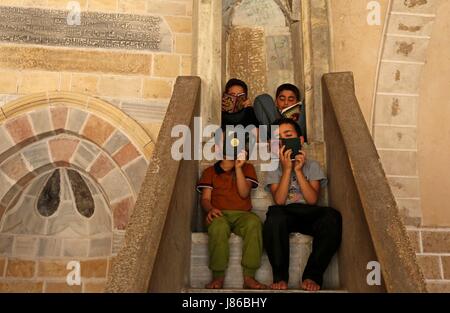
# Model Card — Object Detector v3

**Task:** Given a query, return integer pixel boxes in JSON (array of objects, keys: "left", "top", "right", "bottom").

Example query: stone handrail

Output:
[
  {"left": 106, "top": 76, "right": 201, "bottom": 292},
  {"left": 322, "top": 72, "right": 426, "bottom": 292}
]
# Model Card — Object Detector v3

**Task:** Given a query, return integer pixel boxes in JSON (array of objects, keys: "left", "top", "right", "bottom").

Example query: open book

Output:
[
  {"left": 222, "top": 93, "right": 247, "bottom": 113},
  {"left": 280, "top": 101, "right": 302, "bottom": 122}
]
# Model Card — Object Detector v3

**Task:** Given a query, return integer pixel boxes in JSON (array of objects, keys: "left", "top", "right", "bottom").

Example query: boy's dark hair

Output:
[
  {"left": 276, "top": 83, "right": 301, "bottom": 101},
  {"left": 225, "top": 78, "right": 248, "bottom": 95},
  {"left": 272, "top": 117, "right": 303, "bottom": 138}
]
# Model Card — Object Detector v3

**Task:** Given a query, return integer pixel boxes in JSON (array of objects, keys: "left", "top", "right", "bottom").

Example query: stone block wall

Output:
[
  {"left": 0, "top": 94, "right": 152, "bottom": 292},
  {"left": 407, "top": 227, "right": 450, "bottom": 292},
  {"left": 329, "top": 0, "right": 450, "bottom": 292},
  {"left": 0, "top": 0, "right": 193, "bottom": 292},
  {"left": 223, "top": 0, "right": 299, "bottom": 101},
  {"left": 372, "top": 0, "right": 443, "bottom": 227},
  {"left": 0, "top": 0, "right": 193, "bottom": 140},
  {"left": 0, "top": 256, "right": 113, "bottom": 292}
]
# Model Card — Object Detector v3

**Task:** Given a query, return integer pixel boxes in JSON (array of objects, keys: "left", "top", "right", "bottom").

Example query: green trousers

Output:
[{"left": 207, "top": 210, "right": 263, "bottom": 278}]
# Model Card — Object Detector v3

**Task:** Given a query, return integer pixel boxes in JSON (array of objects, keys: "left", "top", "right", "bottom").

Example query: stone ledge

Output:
[
  {"left": 0, "top": 45, "right": 154, "bottom": 75},
  {"left": 426, "top": 281, "right": 450, "bottom": 293}
]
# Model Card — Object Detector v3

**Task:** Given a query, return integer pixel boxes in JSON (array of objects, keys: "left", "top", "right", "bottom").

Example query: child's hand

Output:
[
  {"left": 243, "top": 99, "right": 252, "bottom": 108},
  {"left": 206, "top": 208, "right": 223, "bottom": 225},
  {"left": 294, "top": 150, "right": 306, "bottom": 172},
  {"left": 235, "top": 150, "right": 247, "bottom": 169},
  {"left": 280, "top": 145, "right": 293, "bottom": 172}
]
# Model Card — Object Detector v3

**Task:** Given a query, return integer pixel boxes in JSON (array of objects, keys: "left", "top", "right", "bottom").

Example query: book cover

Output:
[{"left": 221, "top": 93, "right": 247, "bottom": 113}]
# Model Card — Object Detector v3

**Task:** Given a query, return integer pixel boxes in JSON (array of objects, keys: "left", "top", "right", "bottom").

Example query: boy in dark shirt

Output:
[{"left": 221, "top": 78, "right": 260, "bottom": 130}]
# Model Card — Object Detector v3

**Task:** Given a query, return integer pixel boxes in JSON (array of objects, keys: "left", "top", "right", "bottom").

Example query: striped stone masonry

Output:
[
  {"left": 0, "top": 115, "right": 145, "bottom": 201},
  {"left": 0, "top": 92, "right": 153, "bottom": 292},
  {"left": 372, "top": 0, "right": 443, "bottom": 226},
  {"left": 0, "top": 96, "right": 152, "bottom": 227}
]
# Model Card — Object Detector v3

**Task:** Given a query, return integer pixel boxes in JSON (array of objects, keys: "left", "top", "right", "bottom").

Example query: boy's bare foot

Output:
[
  {"left": 205, "top": 277, "right": 225, "bottom": 289},
  {"left": 243, "top": 276, "right": 267, "bottom": 290},
  {"left": 301, "top": 279, "right": 321, "bottom": 292},
  {"left": 269, "top": 281, "right": 288, "bottom": 290}
]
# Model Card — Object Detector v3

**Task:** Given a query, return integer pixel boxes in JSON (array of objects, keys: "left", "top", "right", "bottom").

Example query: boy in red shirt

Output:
[{"left": 196, "top": 147, "right": 266, "bottom": 289}]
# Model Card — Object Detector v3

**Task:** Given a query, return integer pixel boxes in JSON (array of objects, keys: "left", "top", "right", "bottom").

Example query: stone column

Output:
[
  {"left": 192, "top": 0, "right": 222, "bottom": 129},
  {"left": 304, "top": 0, "right": 332, "bottom": 142}
]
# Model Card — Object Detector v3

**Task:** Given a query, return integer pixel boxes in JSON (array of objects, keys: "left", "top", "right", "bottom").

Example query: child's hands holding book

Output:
[
  {"left": 294, "top": 151, "right": 307, "bottom": 172},
  {"left": 279, "top": 145, "right": 293, "bottom": 172},
  {"left": 222, "top": 92, "right": 249, "bottom": 113},
  {"left": 280, "top": 101, "right": 301, "bottom": 122}
]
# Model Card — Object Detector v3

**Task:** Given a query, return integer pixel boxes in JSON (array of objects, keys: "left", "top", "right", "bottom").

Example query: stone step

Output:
[
  {"left": 190, "top": 233, "right": 340, "bottom": 290},
  {"left": 250, "top": 198, "right": 273, "bottom": 223}
]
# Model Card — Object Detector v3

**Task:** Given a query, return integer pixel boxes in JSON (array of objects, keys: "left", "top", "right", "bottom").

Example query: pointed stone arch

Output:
[
  {"left": 0, "top": 92, "right": 154, "bottom": 231},
  {"left": 0, "top": 91, "right": 154, "bottom": 160}
]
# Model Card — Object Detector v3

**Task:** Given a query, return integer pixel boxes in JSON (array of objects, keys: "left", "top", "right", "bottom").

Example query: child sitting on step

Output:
[
  {"left": 263, "top": 118, "right": 342, "bottom": 291},
  {"left": 196, "top": 136, "right": 267, "bottom": 290}
]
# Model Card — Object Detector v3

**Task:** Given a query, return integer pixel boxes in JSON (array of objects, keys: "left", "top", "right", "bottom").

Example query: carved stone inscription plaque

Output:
[{"left": 0, "top": 6, "right": 171, "bottom": 51}]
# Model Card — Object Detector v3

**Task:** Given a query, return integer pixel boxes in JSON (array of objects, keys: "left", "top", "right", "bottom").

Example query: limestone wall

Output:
[
  {"left": 329, "top": 0, "right": 449, "bottom": 228},
  {"left": 417, "top": 0, "right": 450, "bottom": 227},
  {"left": 0, "top": 0, "right": 193, "bottom": 141},
  {"left": 223, "top": 0, "right": 301, "bottom": 101},
  {"left": 411, "top": 0, "right": 450, "bottom": 293},
  {"left": 328, "top": 0, "right": 450, "bottom": 292},
  {"left": 328, "top": 0, "right": 389, "bottom": 126},
  {"left": 0, "top": 0, "right": 193, "bottom": 293}
]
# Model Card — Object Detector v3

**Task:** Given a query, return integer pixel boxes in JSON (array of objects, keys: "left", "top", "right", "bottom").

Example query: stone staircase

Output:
[
  {"left": 189, "top": 142, "right": 343, "bottom": 292},
  {"left": 189, "top": 233, "right": 340, "bottom": 291}
]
